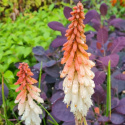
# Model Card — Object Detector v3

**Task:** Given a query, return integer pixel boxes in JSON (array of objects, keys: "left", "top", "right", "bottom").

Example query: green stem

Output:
[
  {"left": 38, "top": 61, "right": 42, "bottom": 89},
  {"left": 106, "top": 60, "right": 111, "bottom": 118},
  {"left": 43, "top": 117, "right": 46, "bottom": 125},
  {"left": 2, "top": 73, "right": 8, "bottom": 124},
  {"left": 12, "top": 110, "right": 19, "bottom": 123},
  {"left": 39, "top": 104, "right": 58, "bottom": 125},
  {"left": 0, "top": 114, "right": 4, "bottom": 119},
  {"left": 15, "top": 120, "right": 24, "bottom": 125},
  {"left": 83, "top": 117, "right": 88, "bottom": 125},
  {"left": 48, "top": 119, "right": 55, "bottom": 125}
]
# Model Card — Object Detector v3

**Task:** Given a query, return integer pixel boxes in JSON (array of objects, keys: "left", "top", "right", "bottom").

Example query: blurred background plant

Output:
[{"left": 0, "top": 0, "right": 125, "bottom": 125}]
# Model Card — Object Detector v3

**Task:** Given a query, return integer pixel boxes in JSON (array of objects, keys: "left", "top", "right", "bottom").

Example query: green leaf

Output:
[
  {"left": 24, "top": 47, "right": 32, "bottom": 58},
  {"left": 49, "top": 3, "right": 55, "bottom": 11},
  {"left": 10, "top": 84, "right": 19, "bottom": 90},
  {"left": 0, "top": 7, "right": 4, "bottom": 12},
  {"left": 0, "top": 49, "right": 3, "bottom": 60},
  {"left": 7, "top": 56, "right": 18, "bottom": 65},
  {"left": 0, "top": 64, "right": 8, "bottom": 73},
  {"left": 4, "top": 70, "right": 14, "bottom": 79}
]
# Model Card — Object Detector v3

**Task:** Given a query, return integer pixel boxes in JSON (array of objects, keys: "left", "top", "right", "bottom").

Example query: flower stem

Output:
[
  {"left": 43, "top": 117, "right": 46, "bottom": 125},
  {"left": 1, "top": 73, "right": 8, "bottom": 124},
  {"left": 83, "top": 117, "right": 88, "bottom": 125},
  {"left": 38, "top": 61, "right": 42, "bottom": 89},
  {"left": 106, "top": 60, "right": 111, "bottom": 118},
  {"left": 39, "top": 104, "right": 58, "bottom": 125}
]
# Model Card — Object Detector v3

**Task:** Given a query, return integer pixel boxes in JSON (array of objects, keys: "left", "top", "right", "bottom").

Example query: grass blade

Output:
[
  {"left": 2, "top": 73, "right": 8, "bottom": 124},
  {"left": 106, "top": 60, "right": 111, "bottom": 118},
  {"left": 39, "top": 104, "right": 58, "bottom": 125},
  {"left": 38, "top": 61, "right": 42, "bottom": 89}
]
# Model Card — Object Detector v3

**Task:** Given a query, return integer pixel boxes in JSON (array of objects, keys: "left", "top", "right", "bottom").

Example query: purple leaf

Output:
[
  {"left": 93, "top": 85, "right": 106, "bottom": 104},
  {"left": 93, "top": 71, "right": 106, "bottom": 85},
  {"left": 98, "top": 116, "right": 109, "bottom": 122},
  {"left": 84, "top": 10, "right": 100, "bottom": 24},
  {"left": 32, "top": 46, "right": 49, "bottom": 62},
  {"left": 51, "top": 36, "right": 67, "bottom": 48},
  {"left": 40, "top": 92, "right": 47, "bottom": 101},
  {"left": 52, "top": 98, "right": 74, "bottom": 122},
  {"left": 100, "top": 3, "right": 108, "bottom": 16},
  {"left": 115, "top": 98, "right": 125, "bottom": 115},
  {"left": 91, "top": 19, "right": 101, "bottom": 31},
  {"left": 50, "top": 91, "right": 64, "bottom": 104},
  {"left": 108, "top": 15, "right": 116, "bottom": 23},
  {"left": 86, "top": 33, "right": 95, "bottom": 46},
  {"left": 110, "top": 19, "right": 125, "bottom": 31},
  {"left": 31, "top": 68, "right": 39, "bottom": 79},
  {"left": 48, "top": 21, "right": 67, "bottom": 35},
  {"left": 0, "top": 84, "right": 9, "bottom": 106},
  {"left": 44, "top": 75, "right": 56, "bottom": 83},
  {"left": 111, "top": 70, "right": 125, "bottom": 93},
  {"left": 86, "top": 110, "right": 95, "bottom": 120},
  {"left": 90, "top": 54, "right": 96, "bottom": 60},
  {"left": 97, "top": 27, "right": 108, "bottom": 44},
  {"left": 45, "top": 60, "right": 57, "bottom": 67},
  {"left": 34, "top": 60, "right": 56, "bottom": 70},
  {"left": 111, "top": 98, "right": 119, "bottom": 109},
  {"left": 111, "top": 113, "right": 125, "bottom": 124},
  {"left": 62, "top": 122, "right": 75, "bottom": 125},
  {"left": 58, "top": 80, "right": 63, "bottom": 90},
  {"left": 116, "top": 30, "right": 125, "bottom": 36},
  {"left": 44, "top": 65, "right": 60, "bottom": 78},
  {"left": 63, "top": 7, "right": 72, "bottom": 19},
  {"left": 63, "top": 121, "right": 91, "bottom": 125},
  {"left": 109, "top": 18, "right": 122, "bottom": 26},
  {"left": 99, "top": 54, "right": 119, "bottom": 67},
  {"left": 109, "top": 37, "right": 125, "bottom": 54},
  {"left": 93, "top": 122, "right": 99, "bottom": 125},
  {"left": 115, "top": 73, "right": 125, "bottom": 81},
  {"left": 32, "top": 46, "right": 45, "bottom": 55},
  {"left": 33, "top": 63, "right": 42, "bottom": 70},
  {"left": 91, "top": 67, "right": 98, "bottom": 73}
]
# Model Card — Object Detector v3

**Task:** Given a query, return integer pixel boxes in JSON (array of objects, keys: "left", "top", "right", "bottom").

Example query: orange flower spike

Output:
[
  {"left": 14, "top": 63, "right": 44, "bottom": 125},
  {"left": 60, "top": 2, "right": 95, "bottom": 124}
]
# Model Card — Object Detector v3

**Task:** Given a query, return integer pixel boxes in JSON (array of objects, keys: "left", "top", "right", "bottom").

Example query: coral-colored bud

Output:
[
  {"left": 68, "top": 16, "right": 75, "bottom": 21},
  {"left": 73, "top": 42, "right": 77, "bottom": 52},
  {"left": 68, "top": 23, "right": 74, "bottom": 29},
  {"left": 74, "top": 27, "right": 78, "bottom": 34},
  {"left": 73, "top": 6, "right": 77, "bottom": 9},
  {"left": 74, "top": 21, "right": 78, "bottom": 27},
  {"left": 75, "top": 59, "right": 80, "bottom": 71}
]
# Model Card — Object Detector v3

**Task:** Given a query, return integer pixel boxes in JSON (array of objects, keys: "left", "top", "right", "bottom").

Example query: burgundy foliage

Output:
[{"left": 30, "top": 3, "right": 125, "bottom": 125}]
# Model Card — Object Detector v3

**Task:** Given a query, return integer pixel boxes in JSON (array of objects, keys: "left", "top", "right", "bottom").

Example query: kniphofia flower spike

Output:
[
  {"left": 15, "top": 63, "right": 44, "bottom": 125},
  {"left": 60, "top": 2, "right": 95, "bottom": 124}
]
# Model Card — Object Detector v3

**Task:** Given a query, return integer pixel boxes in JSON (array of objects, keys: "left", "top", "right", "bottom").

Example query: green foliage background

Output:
[{"left": 0, "top": 5, "right": 69, "bottom": 89}]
